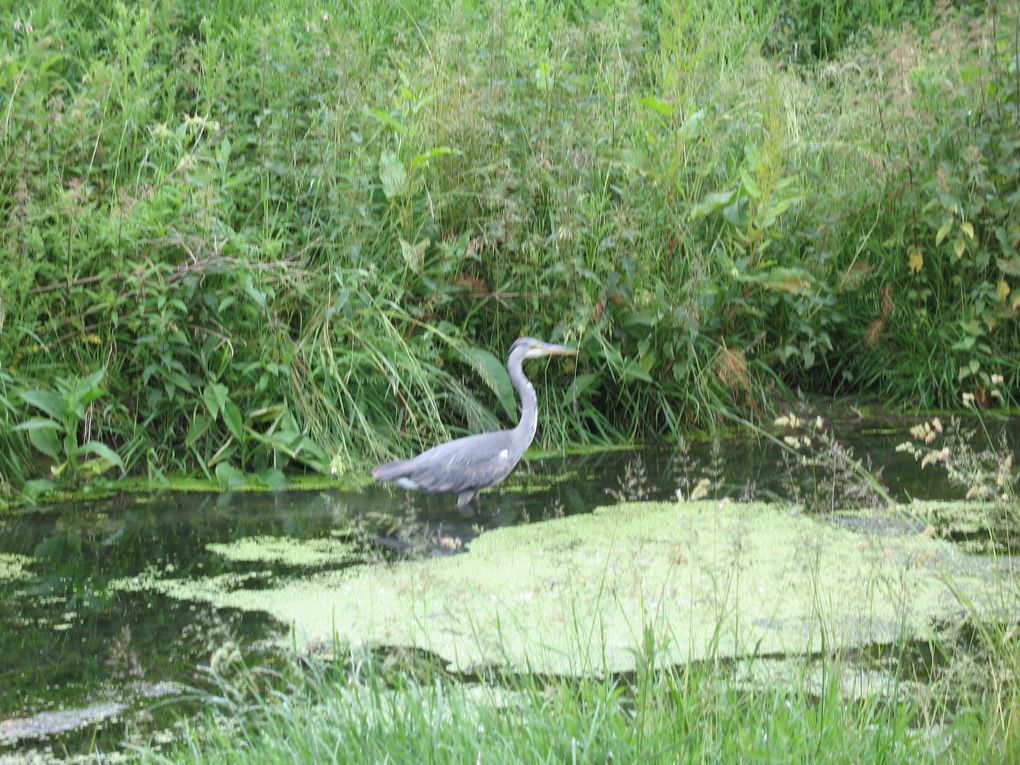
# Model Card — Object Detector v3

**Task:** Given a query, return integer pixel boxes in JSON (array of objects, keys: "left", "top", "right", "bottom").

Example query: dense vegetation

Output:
[{"left": 1, "top": 0, "right": 1017, "bottom": 496}]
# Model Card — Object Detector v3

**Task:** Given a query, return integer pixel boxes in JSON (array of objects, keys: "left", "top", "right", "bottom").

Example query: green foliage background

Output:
[{"left": 1, "top": 0, "right": 1017, "bottom": 492}]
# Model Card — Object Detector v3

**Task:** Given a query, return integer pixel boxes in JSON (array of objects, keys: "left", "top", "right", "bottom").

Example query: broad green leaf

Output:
[
  {"left": 936, "top": 222, "right": 951, "bottom": 246},
  {"left": 162, "top": 369, "right": 195, "bottom": 393},
  {"left": 764, "top": 191, "right": 803, "bottom": 224},
  {"left": 639, "top": 94, "right": 675, "bottom": 117},
  {"left": 242, "top": 273, "right": 267, "bottom": 309},
  {"left": 247, "top": 422, "right": 301, "bottom": 457},
  {"left": 80, "top": 441, "right": 123, "bottom": 469},
  {"left": 639, "top": 348, "right": 658, "bottom": 375},
  {"left": 722, "top": 197, "right": 746, "bottom": 226},
  {"left": 740, "top": 168, "right": 761, "bottom": 200},
  {"left": 690, "top": 189, "right": 736, "bottom": 220},
  {"left": 80, "top": 458, "right": 116, "bottom": 476},
  {"left": 202, "top": 387, "right": 218, "bottom": 420},
  {"left": 621, "top": 361, "right": 654, "bottom": 384},
  {"left": 203, "top": 383, "right": 228, "bottom": 419},
  {"left": 223, "top": 400, "right": 244, "bottom": 442},
  {"left": 997, "top": 256, "right": 1020, "bottom": 276},
  {"left": 218, "top": 136, "right": 231, "bottom": 173},
  {"left": 410, "top": 146, "right": 460, "bottom": 169},
  {"left": 13, "top": 417, "right": 61, "bottom": 432},
  {"left": 960, "top": 221, "right": 975, "bottom": 239},
  {"left": 18, "top": 390, "right": 65, "bottom": 420},
  {"left": 215, "top": 462, "right": 245, "bottom": 490},
  {"left": 399, "top": 238, "right": 428, "bottom": 273},
  {"left": 28, "top": 428, "right": 61, "bottom": 460},
  {"left": 379, "top": 150, "right": 408, "bottom": 199},
  {"left": 460, "top": 347, "right": 517, "bottom": 421},
  {"left": 67, "top": 370, "right": 106, "bottom": 416},
  {"left": 186, "top": 414, "right": 212, "bottom": 447},
  {"left": 253, "top": 468, "right": 288, "bottom": 490}
]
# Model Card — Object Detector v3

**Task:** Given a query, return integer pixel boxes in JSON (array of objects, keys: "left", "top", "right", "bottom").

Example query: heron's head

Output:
[{"left": 509, "top": 337, "right": 578, "bottom": 360}]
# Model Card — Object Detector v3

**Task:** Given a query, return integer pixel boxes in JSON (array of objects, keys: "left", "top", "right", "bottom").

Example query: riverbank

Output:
[{"left": 2, "top": 0, "right": 1018, "bottom": 501}]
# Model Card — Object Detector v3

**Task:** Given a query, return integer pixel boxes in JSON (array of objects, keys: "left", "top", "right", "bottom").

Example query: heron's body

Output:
[{"left": 372, "top": 337, "right": 574, "bottom": 508}]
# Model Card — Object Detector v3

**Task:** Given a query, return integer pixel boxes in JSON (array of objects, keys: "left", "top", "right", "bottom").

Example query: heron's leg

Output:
[{"left": 457, "top": 490, "right": 475, "bottom": 509}]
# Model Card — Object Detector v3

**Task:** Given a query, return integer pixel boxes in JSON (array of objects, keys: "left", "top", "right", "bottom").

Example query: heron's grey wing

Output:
[{"left": 377, "top": 431, "right": 521, "bottom": 494}]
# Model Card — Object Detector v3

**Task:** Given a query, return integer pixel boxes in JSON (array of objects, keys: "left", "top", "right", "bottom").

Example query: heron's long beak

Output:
[{"left": 538, "top": 342, "right": 578, "bottom": 356}]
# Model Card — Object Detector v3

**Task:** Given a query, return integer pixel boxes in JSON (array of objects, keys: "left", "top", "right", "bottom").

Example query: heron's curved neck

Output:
[{"left": 508, "top": 353, "right": 538, "bottom": 444}]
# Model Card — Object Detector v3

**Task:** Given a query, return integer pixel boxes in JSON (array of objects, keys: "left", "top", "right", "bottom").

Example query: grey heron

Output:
[{"left": 372, "top": 337, "right": 577, "bottom": 508}]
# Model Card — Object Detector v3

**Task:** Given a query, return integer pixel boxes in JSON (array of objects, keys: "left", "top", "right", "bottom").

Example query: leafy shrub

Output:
[
  {"left": 832, "top": 5, "right": 1020, "bottom": 406},
  {"left": 14, "top": 370, "right": 123, "bottom": 494}
]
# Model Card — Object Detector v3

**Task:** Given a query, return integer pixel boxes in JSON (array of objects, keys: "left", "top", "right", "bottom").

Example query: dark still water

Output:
[{"left": 1, "top": 418, "right": 1016, "bottom": 758}]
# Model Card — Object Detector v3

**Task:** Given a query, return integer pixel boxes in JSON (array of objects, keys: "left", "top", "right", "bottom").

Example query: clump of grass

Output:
[
  {"left": 0, "top": 369, "right": 30, "bottom": 493},
  {"left": 898, "top": 415, "right": 1017, "bottom": 504},
  {"left": 772, "top": 408, "right": 892, "bottom": 512},
  {"left": 139, "top": 626, "right": 1018, "bottom": 765}
]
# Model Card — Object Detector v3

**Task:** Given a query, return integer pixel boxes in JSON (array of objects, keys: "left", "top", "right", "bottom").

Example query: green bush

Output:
[{"left": 829, "top": 5, "right": 1020, "bottom": 405}]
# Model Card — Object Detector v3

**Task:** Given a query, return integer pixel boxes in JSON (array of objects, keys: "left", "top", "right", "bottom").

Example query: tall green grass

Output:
[
  {"left": 1, "top": 0, "right": 1016, "bottom": 488},
  {"left": 139, "top": 624, "right": 1018, "bottom": 765},
  {"left": 0, "top": 369, "right": 30, "bottom": 493}
]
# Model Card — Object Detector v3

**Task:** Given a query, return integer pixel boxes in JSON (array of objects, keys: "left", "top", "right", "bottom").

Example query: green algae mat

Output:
[
  {"left": 206, "top": 534, "right": 358, "bottom": 567},
  {"left": 114, "top": 501, "right": 1013, "bottom": 674}
]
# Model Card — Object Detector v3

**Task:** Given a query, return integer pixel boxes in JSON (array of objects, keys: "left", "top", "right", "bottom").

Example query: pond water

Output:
[{"left": 1, "top": 415, "right": 1017, "bottom": 759}]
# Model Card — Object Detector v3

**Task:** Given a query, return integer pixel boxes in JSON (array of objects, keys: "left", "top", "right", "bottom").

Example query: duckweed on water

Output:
[
  {"left": 112, "top": 501, "right": 1011, "bottom": 675},
  {"left": 206, "top": 535, "right": 358, "bottom": 568}
]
